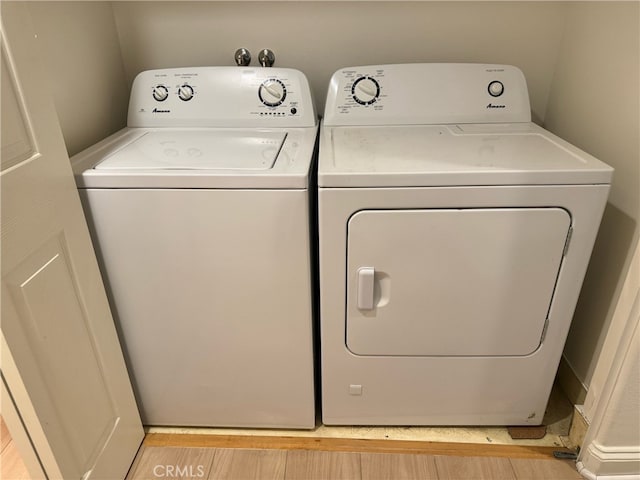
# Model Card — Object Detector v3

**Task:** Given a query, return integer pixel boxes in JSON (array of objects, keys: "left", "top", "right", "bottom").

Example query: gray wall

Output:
[
  {"left": 28, "top": 2, "right": 128, "bottom": 157},
  {"left": 112, "top": 1, "right": 568, "bottom": 123},
  {"left": 544, "top": 1, "right": 639, "bottom": 396}
]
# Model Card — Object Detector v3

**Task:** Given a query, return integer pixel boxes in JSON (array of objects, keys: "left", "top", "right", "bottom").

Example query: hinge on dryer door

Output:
[
  {"left": 540, "top": 318, "right": 550, "bottom": 344},
  {"left": 562, "top": 226, "right": 574, "bottom": 257}
]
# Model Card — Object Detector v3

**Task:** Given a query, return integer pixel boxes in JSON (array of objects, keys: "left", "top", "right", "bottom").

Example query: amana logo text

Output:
[
  {"left": 152, "top": 108, "right": 171, "bottom": 113},
  {"left": 486, "top": 103, "right": 506, "bottom": 109}
]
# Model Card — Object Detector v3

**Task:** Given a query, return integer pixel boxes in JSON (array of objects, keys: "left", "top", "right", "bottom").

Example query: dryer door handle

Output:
[{"left": 357, "top": 267, "right": 376, "bottom": 310}]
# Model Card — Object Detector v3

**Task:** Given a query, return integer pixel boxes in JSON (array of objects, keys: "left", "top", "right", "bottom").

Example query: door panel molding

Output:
[
  {"left": 0, "top": 32, "right": 38, "bottom": 171},
  {"left": 4, "top": 234, "right": 120, "bottom": 477}
]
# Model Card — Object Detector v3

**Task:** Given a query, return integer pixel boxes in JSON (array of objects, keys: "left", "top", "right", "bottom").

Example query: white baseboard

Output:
[{"left": 577, "top": 441, "right": 640, "bottom": 479}]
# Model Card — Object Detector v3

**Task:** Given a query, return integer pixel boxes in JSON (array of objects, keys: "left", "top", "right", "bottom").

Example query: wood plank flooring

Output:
[
  {"left": 128, "top": 441, "right": 583, "bottom": 480},
  {"left": 0, "top": 416, "right": 30, "bottom": 480},
  {"left": 0, "top": 418, "right": 583, "bottom": 480},
  {"left": 360, "top": 452, "right": 439, "bottom": 479},
  {"left": 212, "top": 449, "right": 287, "bottom": 480}
]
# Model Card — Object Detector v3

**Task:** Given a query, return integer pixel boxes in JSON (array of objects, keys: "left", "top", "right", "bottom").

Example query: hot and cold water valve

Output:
[
  {"left": 258, "top": 49, "right": 275, "bottom": 67},
  {"left": 234, "top": 48, "right": 251, "bottom": 66},
  {"left": 234, "top": 48, "right": 275, "bottom": 67}
]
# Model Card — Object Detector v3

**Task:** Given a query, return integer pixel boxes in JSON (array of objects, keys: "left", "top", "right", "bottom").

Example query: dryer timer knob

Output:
[{"left": 352, "top": 76, "right": 380, "bottom": 105}]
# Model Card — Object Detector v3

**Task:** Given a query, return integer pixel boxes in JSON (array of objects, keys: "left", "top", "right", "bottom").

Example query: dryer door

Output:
[{"left": 346, "top": 208, "right": 570, "bottom": 357}]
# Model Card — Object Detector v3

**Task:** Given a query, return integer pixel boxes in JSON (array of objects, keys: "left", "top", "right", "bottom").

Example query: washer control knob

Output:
[
  {"left": 488, "top": 80, "right": 504, "bottom": 97},
  {"left": 259, "top": 78, "right": 286, "bottom": 107},
  {"left": 352, "top": 76, "right": 380, "bottom": 105},
  {"left": 152, "top": 85, "right": 169, "bottom": 102},
  {"left": 178, "top": 84, "right": 194, "bottom": 101}
]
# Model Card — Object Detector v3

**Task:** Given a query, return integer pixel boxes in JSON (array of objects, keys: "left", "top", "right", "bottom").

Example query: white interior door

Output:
[
  {"left": 1, "top": 4, "right": 143, "bottom": 479},
  {"left": 346, "top": 208, "right": 571, "bottom": 356}
]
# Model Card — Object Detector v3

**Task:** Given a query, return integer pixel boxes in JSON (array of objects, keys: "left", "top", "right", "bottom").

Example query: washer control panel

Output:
[
  {"left": 324, "top": 64, "right": 531, "bottom": 126},
  {"left": 128, "top": 67, "right": 316, "bottom": 128}
]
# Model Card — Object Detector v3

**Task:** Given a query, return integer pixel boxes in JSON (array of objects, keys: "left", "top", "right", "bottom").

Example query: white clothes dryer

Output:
[
  {"left": 72, "top": 67, "right": 317, "bottom": 428},
  {"left": 318, "top": 64, "right": 612, "bottom": 426}
]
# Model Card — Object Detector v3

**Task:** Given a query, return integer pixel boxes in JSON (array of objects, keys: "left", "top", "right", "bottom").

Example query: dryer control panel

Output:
[
  {"left": 323, "top": 64, "right": 531, "bottom": 126},
  {"left": 128, "top": 67, "right": 317, "bottom": 128}
]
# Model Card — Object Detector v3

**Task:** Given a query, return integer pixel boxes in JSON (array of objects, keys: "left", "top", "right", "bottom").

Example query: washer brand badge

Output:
[
  {"left": 153, "top": 108, "right": 171, "bottom": 113},
  {"left": 486, "top": 103, "right": 506, "bottom": 109}
]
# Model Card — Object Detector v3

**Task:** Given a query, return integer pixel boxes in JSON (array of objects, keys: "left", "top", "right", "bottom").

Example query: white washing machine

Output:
[
  {"left": 318, "top": 64, "right": 613, "bottom": 426},
  {"left": 72, "top": 67, "right": 317, "bottom": 428}
]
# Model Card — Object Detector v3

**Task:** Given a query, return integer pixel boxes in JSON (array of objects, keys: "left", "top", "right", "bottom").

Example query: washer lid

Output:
[
  {"left": 72, "top": 127, "right": 318, "bottom": 189},
  {"left": 95, "top": 130, "right": 286, "bottom": 170},
  {"left": 319, "top": 123, "right": 613, "bottom": 187}
]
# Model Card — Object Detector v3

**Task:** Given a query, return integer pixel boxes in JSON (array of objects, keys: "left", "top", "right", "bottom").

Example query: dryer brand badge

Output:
[
  {"left": 486, "top": 103, "right": 506, "bottom": 109},
  {"left": 153, "top": 108, "right": 171, "bottom": 113}
]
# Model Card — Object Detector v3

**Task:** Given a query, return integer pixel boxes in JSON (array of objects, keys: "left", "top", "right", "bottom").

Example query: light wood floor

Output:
[
  {"left": 1, "top": 417, "right": 30, "bottom": 480},
  {"left": 127, "top": 435, "right": 583, "bottom": 480},
  {"left": 0, "top": 423, "right": 582, "bottom": 480}
]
